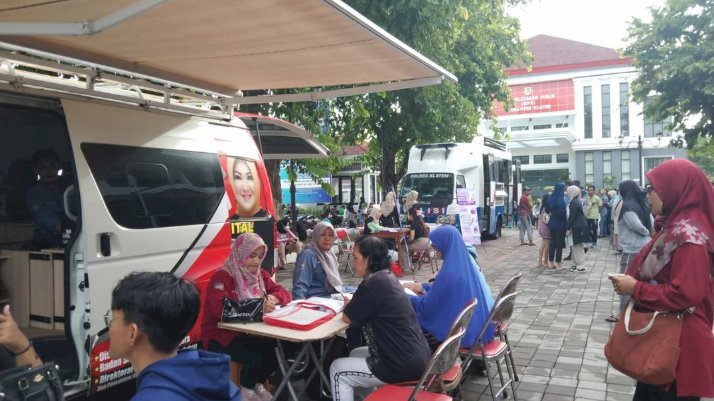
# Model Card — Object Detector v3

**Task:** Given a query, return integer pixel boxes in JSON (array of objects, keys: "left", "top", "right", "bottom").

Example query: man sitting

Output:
[{"left": 107, "top": 271, "right": 240, "bottom": 401}]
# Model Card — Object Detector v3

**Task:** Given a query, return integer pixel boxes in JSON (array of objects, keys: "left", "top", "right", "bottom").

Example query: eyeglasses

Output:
[
  {"left": 646, "top": 186, "right": 655, "bottom": 193},
  {"left": 104, "top": 309, "right": 113, "bottom": 328}
]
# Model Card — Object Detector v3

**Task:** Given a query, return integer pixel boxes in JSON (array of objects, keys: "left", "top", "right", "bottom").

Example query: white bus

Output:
[{"left": 400, "top": 137, "right": 514, "bottom": 238}]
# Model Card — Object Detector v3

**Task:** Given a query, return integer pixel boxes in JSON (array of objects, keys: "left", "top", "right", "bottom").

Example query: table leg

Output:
[{"left": 272, "top": 341, "right": 310, "bottom": 401}]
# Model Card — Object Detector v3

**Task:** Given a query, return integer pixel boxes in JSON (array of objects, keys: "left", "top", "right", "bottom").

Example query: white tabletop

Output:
[{"left": 218, "top": 313, "right": 349, "bottom": 343}]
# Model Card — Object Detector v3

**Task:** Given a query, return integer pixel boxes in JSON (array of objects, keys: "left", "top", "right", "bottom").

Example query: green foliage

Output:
[
  {"left": 688, "top": 135, "right": 714, "bottom": 176},
  {"left": 328, "top": 0, "right": 530, "bottom": 192},
  {"left": 625, "top": 0, "right": 714, "bottom": 148}
]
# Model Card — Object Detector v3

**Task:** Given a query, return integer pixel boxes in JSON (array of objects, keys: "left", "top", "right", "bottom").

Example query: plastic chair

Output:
[
  {"left": 334, "top": 228, "right": 354, "bottom": 276},
  {"left": 493, "top": 273, "right": 522, "bottom": 382},
  {"left": 461, "top": 292, "right": 519, "bottom": 400},
  {"left": 365, "top": 328, "right": 467, "bottom": 401},
  {"left": 439, "top": 299, "right": 477, "bottom": 398}
]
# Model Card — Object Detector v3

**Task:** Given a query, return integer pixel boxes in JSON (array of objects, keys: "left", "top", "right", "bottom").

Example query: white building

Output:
[{"left": 484, "top": 35, "right": 686, "bottom": 193}]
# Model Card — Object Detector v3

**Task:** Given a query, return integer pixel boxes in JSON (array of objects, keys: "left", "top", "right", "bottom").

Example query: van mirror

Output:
[{"left": 126, "top": 163, "right": 173, "bottom": 218}]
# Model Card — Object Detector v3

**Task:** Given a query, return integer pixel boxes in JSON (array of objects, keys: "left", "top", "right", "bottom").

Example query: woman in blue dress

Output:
[
  {"left": 402, "top": 225, "right": 495, "bottom": 350},
  {"left": 545, "top": 182, "right": 568, "bottom": 269}
]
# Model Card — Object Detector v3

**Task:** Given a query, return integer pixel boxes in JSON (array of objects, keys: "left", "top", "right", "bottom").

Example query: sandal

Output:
[{"left": 605, "top": 315, "right": 619, "bottom": 323}]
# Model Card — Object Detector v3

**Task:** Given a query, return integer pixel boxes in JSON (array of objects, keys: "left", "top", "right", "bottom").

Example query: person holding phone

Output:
[{"left": 0, "top": 303, "right": 42, "bottom": 370}]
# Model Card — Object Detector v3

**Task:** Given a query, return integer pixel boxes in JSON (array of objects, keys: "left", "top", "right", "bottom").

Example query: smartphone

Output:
[{"left": 0, "top": 299, "right": 9, "bottom": 313}]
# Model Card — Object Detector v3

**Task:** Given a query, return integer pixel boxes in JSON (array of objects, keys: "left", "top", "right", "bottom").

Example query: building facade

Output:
[{"left": 485, "top": 35, "right": 686, "bottom": 193}]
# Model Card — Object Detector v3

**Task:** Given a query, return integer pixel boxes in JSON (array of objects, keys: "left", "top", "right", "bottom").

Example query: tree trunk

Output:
[
  {"left": 377, "top": 128, "right": 397, "bottom": 195},
  {"left": 264, "top": 159, "right": 282, "bottom": 214}
]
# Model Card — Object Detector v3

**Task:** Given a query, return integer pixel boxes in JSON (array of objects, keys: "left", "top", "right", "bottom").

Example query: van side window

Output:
[
  {"left": 81, "top": 143, "right": 224, "bottom": 229},
  {"left": 456, "top": 175, "right": 466, "bottom": 189}
]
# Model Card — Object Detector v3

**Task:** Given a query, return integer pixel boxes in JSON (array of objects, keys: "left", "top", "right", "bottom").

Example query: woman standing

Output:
[
  {"left": 610, "top": 159, "right": 714, "bottom": 400},
  {"left": 292, "top": 222, "right": 344, "bottom": 299},
  {"left": 330, "top": 236, "right": 430, "bottom": 401},
  {"left": 202, "top": 233, "right": 292, "bottom": 401},
  {"left": 537, "top": 194, "right": 551, "bottom": 268},
  {"left": 607, "top": 180, "right": 653, "bottom": 322},
  {"left": 566, "top": 185, "right": 589, "bottom": 272},
  {"left": 545, "top": 182, "right": 568, "bottom": 269}
]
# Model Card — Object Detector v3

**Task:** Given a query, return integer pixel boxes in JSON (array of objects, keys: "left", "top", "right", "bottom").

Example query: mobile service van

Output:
[
  {"left": 400, "top": 137, "right": 513, "bottom": 238},
  {"left": 0, "top": 52, "right": 328, "bottom": 396}
]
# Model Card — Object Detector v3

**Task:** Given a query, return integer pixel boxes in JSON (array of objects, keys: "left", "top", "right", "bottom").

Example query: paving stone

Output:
[
  {"left": 545, "top": 384, "right": 577, "bottom": 397},
  {"left": 606, "top": 383, "right": 635, "bottom": 395},
  {"left": 576, "top": 388, "right": 607, "bottom": 400},
  {"left": 548, "top": 377, "right": 578, "bottom": 387}
]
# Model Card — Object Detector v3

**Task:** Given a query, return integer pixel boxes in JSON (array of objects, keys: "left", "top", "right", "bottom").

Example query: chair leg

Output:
[
  {"left": 482, "top": 354, "right": 498, "bottom": 401},
  {"left": 503, "top": 351, "right": 519, "bottom": 401},
  {"left": 503, "top": 332, "right": 519, "bottom": 382},
  {"left": 495, "top": 358, "right": 506, "bottom": 395}
]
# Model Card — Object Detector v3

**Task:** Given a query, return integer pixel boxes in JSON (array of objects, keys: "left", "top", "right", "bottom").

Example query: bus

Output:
[{"left": 400, "top": 137, "right": 513, "bottom": 238}]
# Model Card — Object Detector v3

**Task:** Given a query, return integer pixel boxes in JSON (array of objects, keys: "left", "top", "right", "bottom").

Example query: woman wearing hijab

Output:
[
  {"left": 202, "top": 233, "right": 291, "bottom": 401},
  {"left": 404, "top": 190, "right": 419, "bottom": 212},
  {"left": 379, "top": 191, "right": 399, "bottom": 227},
  {"left": 292, "top": 221, "right": 344, "bottom": 299},
  {"left": 566, "top": 185, "right": 589, "bottom": 272},
  {"left": 606, "top": 180, "right": 654, "bottom": 322},
  {"left": 545, "top": 182, "right": 568, "bottom": 269},
  {"left": 537, "top": 193, "right": 552, "bottom": 268},
  {"left": 610, "top": 159, "right": 714, "bottom": 400},
  {"left": 364, "top": 205, "right": 386, "bottom": 235},
  {"left": 402, "top": 225, "right": 495, "bottom": 350}
]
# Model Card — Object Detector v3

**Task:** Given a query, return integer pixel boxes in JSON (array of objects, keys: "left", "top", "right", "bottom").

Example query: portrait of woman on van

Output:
[{"left": 228, "top": 158, "right": 268, "bottom": 219}]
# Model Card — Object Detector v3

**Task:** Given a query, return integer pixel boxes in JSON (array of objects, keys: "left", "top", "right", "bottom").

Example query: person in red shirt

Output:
[
  {"left": 611, "top": 159, "right": 714, "bottom": 400},
  {"left": 518, "top": 186, "right": 535, "bottom": 246},
  {"left": 201, "top": 232, "right": 292, "bottom": 401}
]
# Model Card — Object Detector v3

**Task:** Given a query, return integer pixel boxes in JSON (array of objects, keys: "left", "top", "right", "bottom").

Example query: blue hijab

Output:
[
  {"left": 548, "top": 182, "right": 566, "bottom": 210},
  {"left": 410, "top": 225, "right": 495, "bottom": 346}
]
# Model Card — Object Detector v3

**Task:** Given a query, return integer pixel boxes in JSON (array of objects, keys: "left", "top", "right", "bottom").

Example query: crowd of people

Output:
[{"left": 518, "top": 159, "right": 714, "bottom": 400}]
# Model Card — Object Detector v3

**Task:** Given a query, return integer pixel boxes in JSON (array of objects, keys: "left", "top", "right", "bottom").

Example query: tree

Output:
[
  {"left": 688, "top": 135, "right": 714, "bottom": 178},
  {"left": 328, "top": 0, "right": 531, "bottom": 193},
  {"left": 625, "top": 0, "right": 714, "bottom": 148}
]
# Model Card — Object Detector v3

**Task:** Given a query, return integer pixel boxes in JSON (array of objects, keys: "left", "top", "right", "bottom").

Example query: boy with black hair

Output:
[
  {"left": 25, "top": 148, "right": 69, "bottom": 250},
  {"left": 108, "top": 272, "right": 240, "bottom": 401}
]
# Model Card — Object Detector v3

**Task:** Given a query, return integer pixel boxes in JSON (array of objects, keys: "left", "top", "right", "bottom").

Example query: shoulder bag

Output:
[
  {"left": 604, "top": 300, "right": 684, "bottom": 385},
  {"left": 0, "top": 362, "right": 64, "bottom": 401},
  {"left": 221, "top": 297, "right": 264, "bottom": 323}
]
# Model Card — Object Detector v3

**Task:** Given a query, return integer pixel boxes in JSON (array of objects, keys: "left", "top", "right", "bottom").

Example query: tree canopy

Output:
[
  {"left": 625, "top": 0, "right": 714, "bottom": 148},
  {"left": 328, "top": 0, "right": 530, "bottom": 193}
]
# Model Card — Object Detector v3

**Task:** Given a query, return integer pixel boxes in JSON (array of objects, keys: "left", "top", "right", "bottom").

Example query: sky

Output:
[{"left": 507, "top": 0, "right": 666, "bottom": 50}]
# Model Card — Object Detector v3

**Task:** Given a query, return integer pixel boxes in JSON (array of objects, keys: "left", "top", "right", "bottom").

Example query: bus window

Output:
[{"left": 456, "top": 175, "right": 466, "bottom": 189}]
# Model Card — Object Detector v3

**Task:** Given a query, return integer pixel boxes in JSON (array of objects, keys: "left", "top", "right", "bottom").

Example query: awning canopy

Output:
[
  {"left": 0, "top": 0, "right": 456, "bottom": 103},
  {"left": 236, "top": 112, "right": 329, "bottom": 160}
]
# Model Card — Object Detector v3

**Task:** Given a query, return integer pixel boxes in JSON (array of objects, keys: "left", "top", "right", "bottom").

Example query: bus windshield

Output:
[{"left": 400, "top": 172, "right": 454, "bottom": 204}]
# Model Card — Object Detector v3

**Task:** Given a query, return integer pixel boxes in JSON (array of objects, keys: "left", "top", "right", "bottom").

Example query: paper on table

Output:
[
  {"left": 302, "top": 297, "right": 345, "bottom": 313},
  {"left": 404, "top": 288, "right": 417, "bottom": 297},
  {"left": 331, "top": 293, "right": 353, "bottom": 301},
  {"left": 263, "top": 304, "right": 332, "bottom": 325}
]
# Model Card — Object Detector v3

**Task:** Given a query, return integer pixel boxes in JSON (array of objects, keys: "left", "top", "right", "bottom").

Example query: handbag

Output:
[
  {"left": 604, "top": 300, "right": 683, "bottom": 385},
  {"left": 221, "top": 297, "right": 264, "bottom": 323},
  {"left": 0, "top": 362, "right": 64, "bottom": 401}
]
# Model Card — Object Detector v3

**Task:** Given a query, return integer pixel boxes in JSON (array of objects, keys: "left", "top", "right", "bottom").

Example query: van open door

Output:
[{"left": 236, "top": 113, "right": 329, "bottom": 160}]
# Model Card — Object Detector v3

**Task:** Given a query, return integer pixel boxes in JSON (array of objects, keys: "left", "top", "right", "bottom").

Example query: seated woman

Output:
[
  {"left": 404, "top": 190, "right": 419, "bottom": 212},
  {"left": 406, "top": 206, "right": 430, "bottom": 254},
  {"left": 330, "top": 236, "right": 430, "bottom": 401},
  {"left": 403, "top": 225, "right": 495, "bottom": 350},
  {"left": 202, "top": 233, "right": 291, "bottom": 401},
  {"left": 342, "top": 202, "right": 358, "bottom": 229},
  {"left": 292, "top": 221, "right": 344, "bottom": 299},
  {"left": 364, "top": 205, "right": 409, "bottom": 269},
  {"left": 276, "top": 217, "right": 302, "bottom": 270}
]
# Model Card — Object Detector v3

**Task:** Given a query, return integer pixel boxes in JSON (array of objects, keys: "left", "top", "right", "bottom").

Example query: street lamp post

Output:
[{"left": 618, "top": 133, "right": 662, "bottom": 184}]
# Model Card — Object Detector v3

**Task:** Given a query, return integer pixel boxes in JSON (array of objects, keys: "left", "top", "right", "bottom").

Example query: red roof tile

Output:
[
  {"left": 508, "top": 35, "right": 632, "bottom": 76},
  {"left": 343, "top": 144, "right": 368, "bottom": 156}
]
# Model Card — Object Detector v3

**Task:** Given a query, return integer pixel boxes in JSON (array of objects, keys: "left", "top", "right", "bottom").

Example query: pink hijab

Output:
[{"left": 224, "top": 232, "right": 267, "bottom": 299}]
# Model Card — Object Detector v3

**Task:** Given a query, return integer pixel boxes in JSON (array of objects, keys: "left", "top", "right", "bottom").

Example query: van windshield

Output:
[{"left": 400, "top": 173, "right": 454, "bottom": 205}]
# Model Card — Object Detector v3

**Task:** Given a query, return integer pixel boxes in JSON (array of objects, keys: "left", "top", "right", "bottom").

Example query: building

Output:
[{"left": 485, "top": 35, "right": 686, "bottom": 193}]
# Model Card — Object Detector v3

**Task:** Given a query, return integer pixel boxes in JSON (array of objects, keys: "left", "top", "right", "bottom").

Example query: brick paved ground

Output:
[{"left": 277, "top": 226, "right": 714, "bottom": 401}]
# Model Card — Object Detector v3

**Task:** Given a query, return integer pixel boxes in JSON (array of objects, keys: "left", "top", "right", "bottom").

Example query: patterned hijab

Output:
[
  {"left": 223, "top": 232, "right": 267, "bottom": 299},
  {"left": 309, "top": 222, "right": 343, "bottom": 293},
  {"left": 627, "top": 159, "right": 714, "bottom": 280}
]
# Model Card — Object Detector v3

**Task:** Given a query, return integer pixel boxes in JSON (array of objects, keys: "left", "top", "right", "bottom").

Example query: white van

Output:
[
  {"left": 0, "top": 54, "right": 325, "bottom": 396},
  {"left": 400, "top": 137, "right": 513, "bottom": 238}
]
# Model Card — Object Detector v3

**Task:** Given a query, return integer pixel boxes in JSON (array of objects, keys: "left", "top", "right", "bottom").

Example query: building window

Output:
[
  {"left": 555, "top": 122, "right": 569, "bottom": 128},
  {"left": 619, "top": 82, "right": 629, "bottom": 137},
  {"left": 584, "top": 86, "right": 593, "bottom": 139},
  {"left": 621, "top": 150, "right": 631, "bottom": 182},
  {"left": 512, "top": 155, "right": 529, "bottom": 165},
  {"left": 556, "top": 153, "right": 569, "bottom": 163},
  {"left": 603, "top": 151, "right": 612, "bottom": 175},
  {"left": 643, "top": 157, "right": 673, "bottom": 185},
  {"left": 585, "top": 152, "right": 594, "bottom": 185},
  {"left": 510, "top": 125, "right": 529, "bottom": 132},
  {"left": 533, "top": 124, "right": 552, "bottom": 130},
  {"left": 534, "top": 154, "right": 552, "bottom": 164},
  {"left": 643, "top": 97, "right": 673, "bottom": 138},
  {"left": 601, "top": 84, "right": 611, "bottom": 138}
]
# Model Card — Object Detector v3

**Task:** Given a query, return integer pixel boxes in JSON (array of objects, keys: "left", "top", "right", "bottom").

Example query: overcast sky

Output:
[{"left": 508, "top": 0, "right": 665, "bottom": 50}]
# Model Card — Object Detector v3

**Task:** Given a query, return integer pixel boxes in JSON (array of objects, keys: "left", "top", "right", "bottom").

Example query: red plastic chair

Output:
[
  {"left": 492, "top": 273, "right": 522, "bottom": 382},
  {"left": 365, "top": 328, "right": 467, "bottom": 401}
]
